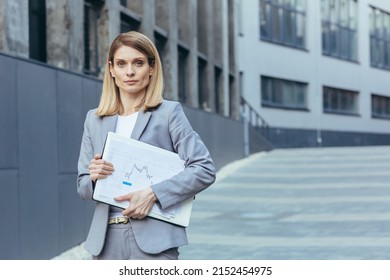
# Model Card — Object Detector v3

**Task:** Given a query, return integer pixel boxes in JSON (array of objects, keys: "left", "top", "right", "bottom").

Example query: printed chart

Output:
[{"left": 94, "top": 132, "right": 193, "bottom": 226}]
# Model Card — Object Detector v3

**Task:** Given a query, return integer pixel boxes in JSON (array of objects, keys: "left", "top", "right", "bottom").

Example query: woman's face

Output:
[{"left": 110, "top": 45, "right": 153, "bottom": 97}]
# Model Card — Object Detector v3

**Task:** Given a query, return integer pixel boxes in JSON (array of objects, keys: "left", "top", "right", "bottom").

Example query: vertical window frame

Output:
[
  {"left": 260, "top": 0, "right": 307, "bottom": 50},
  {"left": 321, "top": 0, "right": 358, "bottom": 62},
  {"left": 370, "top": 6, "right": 390, "bottom": 71}
]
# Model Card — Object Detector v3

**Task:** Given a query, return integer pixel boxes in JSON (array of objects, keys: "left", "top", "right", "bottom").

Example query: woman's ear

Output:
[{"left": 109, "top": 61, "right": 115, "bottom": 78}]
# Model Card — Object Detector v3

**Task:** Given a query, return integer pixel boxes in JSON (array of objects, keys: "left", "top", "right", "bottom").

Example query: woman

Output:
[{"left": 77, "top": 31, "right": 216, "bottom": 260}]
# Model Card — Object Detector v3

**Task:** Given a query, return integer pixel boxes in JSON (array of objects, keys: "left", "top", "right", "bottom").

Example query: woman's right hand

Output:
[{"left": 89, "top": 153, "right": 114, "bottom": 182}]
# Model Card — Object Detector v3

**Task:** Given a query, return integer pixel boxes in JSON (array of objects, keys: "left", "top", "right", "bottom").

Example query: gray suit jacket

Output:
[{"left": 77, "top": 100, "right": 216, "bottom": 256}]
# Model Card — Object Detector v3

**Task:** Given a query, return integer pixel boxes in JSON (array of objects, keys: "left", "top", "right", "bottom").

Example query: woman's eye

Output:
[
  {"left": 135, "top": 61, "right": 144, "bottom": 67},
  {"left": 117, "top": 62, "right": 125, "bottom": 67}
]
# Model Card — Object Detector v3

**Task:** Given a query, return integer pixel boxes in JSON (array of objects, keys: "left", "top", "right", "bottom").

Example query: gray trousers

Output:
[{"left": 93, "top": 222, "right": 179, "bottom": 260}]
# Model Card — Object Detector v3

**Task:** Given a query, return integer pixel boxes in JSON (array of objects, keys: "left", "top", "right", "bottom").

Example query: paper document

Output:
[{"left": 93, "top": 132, "right": 193, "bottom": 227}]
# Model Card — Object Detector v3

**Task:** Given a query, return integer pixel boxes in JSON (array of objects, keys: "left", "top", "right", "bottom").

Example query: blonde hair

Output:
[{"left": 96, "top": 31, "right": 164, "bottom": 116}]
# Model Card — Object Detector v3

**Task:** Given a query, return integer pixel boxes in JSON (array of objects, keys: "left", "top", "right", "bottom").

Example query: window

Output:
[
  {"left": 229, "top": 75, "right": 234, "bottom": 117},
  {"left": 198, "top": 58, "right": 208, "bottom": 110},
  {"left": 28, "top": 0, "right": 47, "bottom": 62},
  {"left": 120, "top": 13, "right": 140, "bottom": 33},
  {"left": 370, "top": 6, "right": 390, "bottom": 70},
  {"left": 214, "top": 67, "right": 222, "bottom": 114},
  {"left": 323, "top": 86, "right": 358, "bottom": 115},
  {"left": 83, "top": 0, "right": 102, "bottom": 76},
  {"left": 261, "top": 76, "right": 308, "bottom": 110},
  {"left": 322, "top": 0, "right": 358, "bottom": 62},
  {"left": 154, "top": 32, "right": 167, "bottom": 61},
  {"left": 178, "top": 47, "right": 188, "bottom": 104},
  {"left": 372, "top": 94, "right": 390, "bottom": 119},
  {"left": 260, "top": 0, "right": 307, "bottom": 49}
]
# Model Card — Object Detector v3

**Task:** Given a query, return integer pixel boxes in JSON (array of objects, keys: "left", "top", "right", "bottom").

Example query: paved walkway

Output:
[
  {"left": 180, "top": 145, "right": 390, "bottom": 260},
  {"left": 55, "top": 146, "right": 390, "bottom": 260}
]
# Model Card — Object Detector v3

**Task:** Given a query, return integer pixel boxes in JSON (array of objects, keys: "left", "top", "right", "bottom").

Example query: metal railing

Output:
[
  {"left": 240, "top": 96, "right": 271, "bottom": 157},
  {"left": 240, "top": 96, "right": 268, "bottom": 129}
]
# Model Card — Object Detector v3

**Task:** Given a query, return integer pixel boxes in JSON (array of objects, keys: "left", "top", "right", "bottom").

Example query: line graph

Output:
[
  {"left": 94, "top": 132, "right": 192, "bottom": 226},
  {"left": 124, "top": 164, "right": 154, "bottom": 185}
]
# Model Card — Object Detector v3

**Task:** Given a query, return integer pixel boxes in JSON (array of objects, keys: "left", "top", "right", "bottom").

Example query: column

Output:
[
  {"left": 46, "top": 0, "right": 83, "bottom": 72},
  {"left": 0, "top": 0, "right": 29, "bottom": 58},
  {"left": 163, "top": 0, "right": 179, "bottom": 101},
  {"left": 187, "top": 0, "right": 199, "bottom": 107},
  {"left": 221, "top": 0, "right": 230, "bottom": 117}
]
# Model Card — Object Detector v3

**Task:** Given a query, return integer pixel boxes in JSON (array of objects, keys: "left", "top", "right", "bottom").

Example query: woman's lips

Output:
[{"left": 124, "top": 80, "right": 138, "bottom": 85}]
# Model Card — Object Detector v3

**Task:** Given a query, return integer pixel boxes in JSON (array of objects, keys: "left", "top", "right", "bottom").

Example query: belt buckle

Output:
[{"left": 110, "top": 216, "right": 129, "bottom": 225}]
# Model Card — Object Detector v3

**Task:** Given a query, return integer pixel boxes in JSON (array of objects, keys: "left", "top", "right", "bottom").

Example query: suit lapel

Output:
[
  {"left": 131, "top": 110, "right": 151, "bottom": 140},
  {"left": 101, "top": 115, "right": 117, "bottom": 149}
]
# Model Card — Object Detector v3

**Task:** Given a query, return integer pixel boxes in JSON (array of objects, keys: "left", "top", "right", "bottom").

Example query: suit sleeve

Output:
[
  {"left": 77, "top": 110, "right": 95, "bottom": 201},
  {"left": 151, "top": 103, "right": 216, "bottom": 210}
]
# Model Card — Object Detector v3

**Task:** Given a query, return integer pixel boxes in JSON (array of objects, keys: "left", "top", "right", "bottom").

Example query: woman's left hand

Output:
[{"left": 114, "top": 187, "right": 158, "bottom": 219}]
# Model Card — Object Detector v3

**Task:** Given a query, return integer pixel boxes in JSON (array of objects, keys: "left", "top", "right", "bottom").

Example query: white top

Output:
[
  {"left": 110, "top": 112, "right": 139, "bottom": 218},
  {"left": 115, "top": 112, "right": 139, "bottom": 138}
]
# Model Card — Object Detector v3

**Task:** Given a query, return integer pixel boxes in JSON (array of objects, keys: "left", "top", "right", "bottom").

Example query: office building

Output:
[
  {"left": 0, "top": 0, "right": 240, "bottom": 119},
  {"left": 238, "top": 0, "right": 390, "bottom": 147}
]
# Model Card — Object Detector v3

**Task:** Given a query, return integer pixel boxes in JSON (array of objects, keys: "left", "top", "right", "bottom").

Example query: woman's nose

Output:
[{"left": 126, "top": 65, "right": 135, "bottom": 76}]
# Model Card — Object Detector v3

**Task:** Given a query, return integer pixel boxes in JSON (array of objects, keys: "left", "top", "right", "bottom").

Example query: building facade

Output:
[
  {"left": 0, "top": 0, "right": 240, "bottom": 120},
  {"left": 1, "top": 0, "right": 270, "bottom": 259},
  {"left": 238, "top": 0, "right": 390, "bottom": 147}
]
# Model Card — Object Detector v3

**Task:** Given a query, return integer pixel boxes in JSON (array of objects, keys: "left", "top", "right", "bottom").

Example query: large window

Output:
[
  {"left": 370, "top": 6, "right": 390, "bottom": 70},
  {"left": 323, "top": 86, "right": 358, "bottom": 115},
  {"left": 29, "top": 0, "right": 47, "bottom": 62},
  {"left": 154, "top": 32, "right": 167, "bottom": 60},
  {"left": 261, "top": 76, "right": 308, "bottom": 110},
  {"left": 372, "top": 94, "right": 390, "bottom": 119},
  {"left": 229, "top": 74, "right": 235, "bottom": 117},
  {"left": 178, "top": 47, "right": 188, "bottom": 104},
  {"left": 120, "top": 13, "right": 140, "bottom": 33},
  {"left": 198, "top": 58, "right": 208, "bottom": 110},
  {"left": 260, "top": 0, "right": 306, "bottom": 49},
  {"left": 214, "top": 67, "right": 222, "bottom": 114},
  {"left": 83, "top": 0, "right": 102, "bottom": 76},
  {"left": 321, "top": 0, "right": 358, "bottom": 62}
]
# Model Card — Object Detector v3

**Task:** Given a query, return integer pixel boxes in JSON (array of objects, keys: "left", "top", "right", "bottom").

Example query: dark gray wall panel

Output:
[
  {"left": 58, "top": 174, "right": 87, "bottom": 254},
  {"left": 57, "top": 72, "right": 83, "bottom": 174},
  {"left": 17, "top": 60, "right": 60, "bottom": 259},
  {"left": 321, "top": 130, "right": 390, "bottom": 147},
  {"left": 249, "top": 126, "right": 273, "bottom": 153},
  {"left": 81, "top": 78, "right": 101, "bottom": 117},
  {"left": 183, "top": 106, "right": 244, "bottom": 170},
  {"left": 0, "top": 170, "right": 19, "bottom": 259},
  {"left": 0, "top": 55, "right": 18, "bottom": 168},
  {"left": 210, "top": 116, "right": 244, "bottom": 170},
  {"left": 262, "top": 127, "right": 390, "bottom": 148}
]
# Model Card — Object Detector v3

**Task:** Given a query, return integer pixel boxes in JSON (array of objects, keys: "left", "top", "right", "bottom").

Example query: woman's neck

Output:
[{"left": 119, "top": 90, "right": 145, "bottom": 116}]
